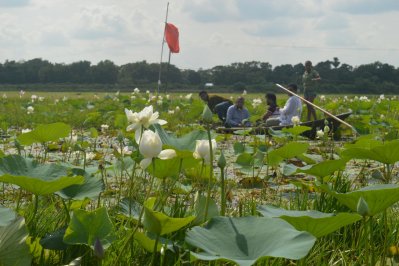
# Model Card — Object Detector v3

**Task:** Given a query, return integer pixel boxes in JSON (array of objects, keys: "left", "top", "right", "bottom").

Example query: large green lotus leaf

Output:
[
  {"left": 40, "top": 227, "right": 69, "bottom": 250},
  {"left": 0, "top": 217, "right": 32, "bottom": 266},
  {"left": 56, "top": 168, "right": 104, "bottom": 200},
  {"left": 267, "top": 142, "right": 309, "bottom": 166},
  {"left": 0, "top": 155, "right": 84, "bottom": 195},
  {"left": 193, "top": 193, "right": 219, "bottom": 225},
  {"left": 17, "top": 122, "right": 71, "bottom": 145},
  {"left": 0, "top": 206, "right": 16, "bottom": 226},
  {"left": 133, "top": 231, "right": 162, "bottom": 253},
  {"left": 257, "top": 205, "right": 362, "bottom": 238},
  {"left": 185, "top": 216, "right": 315, "bottom": 266},
  {"left": 282, "top": 126, "right": 312, "bottom": 136},
  {"left": 235, "top": 153, "right": 253, "bottom": 167},
  {"left": 143, "top": 198, "right": 195, "bottom": 236},
  {"left": 322, "top": 184, "right": 399, "bottom": 216},
  {"left": 147, "top": 156, "right": 200, "bottom": 179},
  {"left": 342, "top": 140, "right": 399, "bottom": 164},
  {"left": 343, "top": 135, "right": 382, "bottom": 150},
  {"left": 63, "top": 207, "right": 115, "bottom": 249},
  {"left": 297, "top": 159, "right": 348, "bottom": 178},
  {"left": 119, "top": 198, "right": 142, "bottom": 220},
  {"left": 153, "top": 124, "right": 210, "bottom": 151}
]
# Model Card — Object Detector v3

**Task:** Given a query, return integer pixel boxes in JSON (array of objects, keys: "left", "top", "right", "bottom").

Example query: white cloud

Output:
[
  {"left": 0, "top": 0, "right": 30, "bottom": 7},
  {"left": 0, "top": 0, "right": 398, "bottom": 69}
]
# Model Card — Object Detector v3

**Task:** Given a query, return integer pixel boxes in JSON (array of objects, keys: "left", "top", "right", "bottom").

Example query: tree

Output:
[{"left": 90, "top": 60, "right": 118, "bottom": 84}]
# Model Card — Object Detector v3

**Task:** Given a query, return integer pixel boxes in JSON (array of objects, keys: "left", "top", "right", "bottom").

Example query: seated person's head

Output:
[
  {"left": 236, "top": 96, "right": 245, "bottom": 109},
  {"left": 199, "top": 91, "right": 209, "bottom": 101},
  {"left": 265, "top": 93, "right": 277, "bottom": 106},
  {"left": 287, "top": 84, "right": 298, "bottom": 95}
]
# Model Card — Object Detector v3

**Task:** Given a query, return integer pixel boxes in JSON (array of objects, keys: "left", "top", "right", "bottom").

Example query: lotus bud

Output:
[
  {"left": 202, "top": 105, "right": 213, "bottom": 123},
  {"left": 217, "top": 151, "right": 226, "bottom": 169},
  {"left": 160, "top": 246, "right": 165, "bottom": 255},
  {"left": 324, "top": 125, "right": 330, "bottom": 133},
  {"left": 357, "top": 197, "right": 370, "bottom": 216},
  {"left": 93, "top": 237, "right": 104, "bottom": 259}
]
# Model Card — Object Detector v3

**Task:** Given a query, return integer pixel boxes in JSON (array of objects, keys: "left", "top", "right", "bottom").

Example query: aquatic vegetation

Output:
[{"left": 0, "top": 93, "right": 398, "bottom": 265}]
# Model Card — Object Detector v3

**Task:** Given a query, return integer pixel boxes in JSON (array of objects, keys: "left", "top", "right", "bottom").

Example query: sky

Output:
[{"left": 0, "top": 0, "right": 399, "bottom": 70}]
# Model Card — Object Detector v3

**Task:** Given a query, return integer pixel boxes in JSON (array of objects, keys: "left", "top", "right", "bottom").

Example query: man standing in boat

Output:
[{"left": 302, "top": 60, "right": 321, "bottom": 121}]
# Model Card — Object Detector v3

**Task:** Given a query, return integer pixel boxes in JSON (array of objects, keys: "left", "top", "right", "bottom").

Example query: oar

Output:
[{"left": 275, "top": 83, "right": 359, "bottom": 136}]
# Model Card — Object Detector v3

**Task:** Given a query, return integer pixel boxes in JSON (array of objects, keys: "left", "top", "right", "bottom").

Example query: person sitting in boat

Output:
[
  {"left": 265, "top": 84, "right": 302, "bottom": 126},
  {"left": 225, "top": 97, "right": 251, "bottom": 127},
  {"left": 199, "top": 90, "right": 233, "bottom": 122},
  {"left": 262, "top": 93, "right": 280, "bottom": 121}
]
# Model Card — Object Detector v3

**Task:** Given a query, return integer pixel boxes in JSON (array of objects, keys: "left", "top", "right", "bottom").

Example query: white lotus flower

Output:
[
  {"left": 320, "top": 95, "right": 326, "bottom": 101},
  {"left": 70, "top": 134, "right": 78, "bottom": 143},
  {"left": 252, "top": 98, "right": 262, "bottom": 108},
  {"left": 166, "top": 94, "right": 170, "bottom": 100},
  {"left": 21, "top": 128, "right": 31, "bottom": 134},
  {"left": 19, "top": 90, "right": 25, "bottom": 98},
  {"left": 31, "top": 95, "right": 37, "bottom": 102},
  {"left": 185, "top": 93, "right": 192, "bottom": 100},
  {"left": 359, "top": 96, "right": 370, "bottom": 102},
  {"left": 291, "top": 116, "right": 300, "bottom": 126},
  {"left": 134, "top": 88, "right": 140, "bottom": 94},
  {"left": 175, "top": 106, "right": 180, "bottom": 112},
  {"left": 242, "top": 90, "right": 247, "bottom": 95},
  {"left": 168, "top": 110, "right": 175, "bottom": 115},
  {"left": 38, "top": 96, "right": 45, "bottom": 102},
  {"left": 86, "top": 152, "right": 96, "bottom": 161},
  {"left": 316, "top": 130, "right": 324, "bottom": 138},
  {"left": 125, "top": 106, "right": 167, "bottom": 143},
  {"left": 131, "top": 95, "right": 136, "bottom": 100},
  {"left": 2, "top": 93, "right": 7, "bottom": 99},
  {"left": 139, "top": 130, "right": 176, "bottom": 169},
  {"left": 101, "top": 124, "right": 109, "bottom": 133},
  {"left": 193, "top": 139, "right": 217, "bottom": 164},
  {"left": 117, "top": 146, "right": 132, "bottom": 156},
  {"left": 27, "top": 106, "right": 34, "bottom": 114}
]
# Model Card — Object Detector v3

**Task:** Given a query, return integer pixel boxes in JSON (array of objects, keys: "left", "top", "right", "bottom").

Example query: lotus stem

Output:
[
  {"left": 220, "top": 167, "right": 226, "bottom": 216},
  {"left": 204, "top": 125, "right": 214, "bottom": 223}
]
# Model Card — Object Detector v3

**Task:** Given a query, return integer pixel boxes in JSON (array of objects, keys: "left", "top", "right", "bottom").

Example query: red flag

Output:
[{"left": 165, "top": 23, "right": 180, "bottom": 53}]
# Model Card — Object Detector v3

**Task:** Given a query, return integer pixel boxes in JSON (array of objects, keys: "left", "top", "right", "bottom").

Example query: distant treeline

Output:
[{"left": 0, "top": 57, "right": 398, "bottom": 93}]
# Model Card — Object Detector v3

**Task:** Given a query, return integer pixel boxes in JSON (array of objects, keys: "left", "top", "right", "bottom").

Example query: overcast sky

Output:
[{"left": 0, "top": 0, "right": 398, "bottom": 69}]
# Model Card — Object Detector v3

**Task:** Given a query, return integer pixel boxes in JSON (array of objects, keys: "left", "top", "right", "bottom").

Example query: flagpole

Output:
[
  {"left": 164, "top": 50, "right": 171, "bottom": 94},
  {"left": 157, "top": 2, "right": 169, "bottom": 95},
  {"left": 275, "top": 83, "right": 359, "bottom": 136}
]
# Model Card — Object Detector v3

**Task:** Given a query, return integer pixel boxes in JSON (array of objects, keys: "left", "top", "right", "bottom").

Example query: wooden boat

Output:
[{"left": 216, "top": 111, "right": 352, "bottom": 139}]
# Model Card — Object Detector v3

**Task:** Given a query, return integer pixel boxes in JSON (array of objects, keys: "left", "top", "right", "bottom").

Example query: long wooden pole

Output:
[{"left": 276, "top": 83, "right": 359, "bottom": 135}]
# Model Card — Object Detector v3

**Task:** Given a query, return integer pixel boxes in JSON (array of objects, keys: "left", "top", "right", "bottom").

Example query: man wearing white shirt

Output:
[{"left": 265, "top": 84, "right": 302, "bottom": 126}]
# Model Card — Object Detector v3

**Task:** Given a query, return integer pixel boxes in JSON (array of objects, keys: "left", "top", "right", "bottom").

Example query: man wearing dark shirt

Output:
[{"left": 199, "top": 91, "right": 233, "bottom": 122}]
